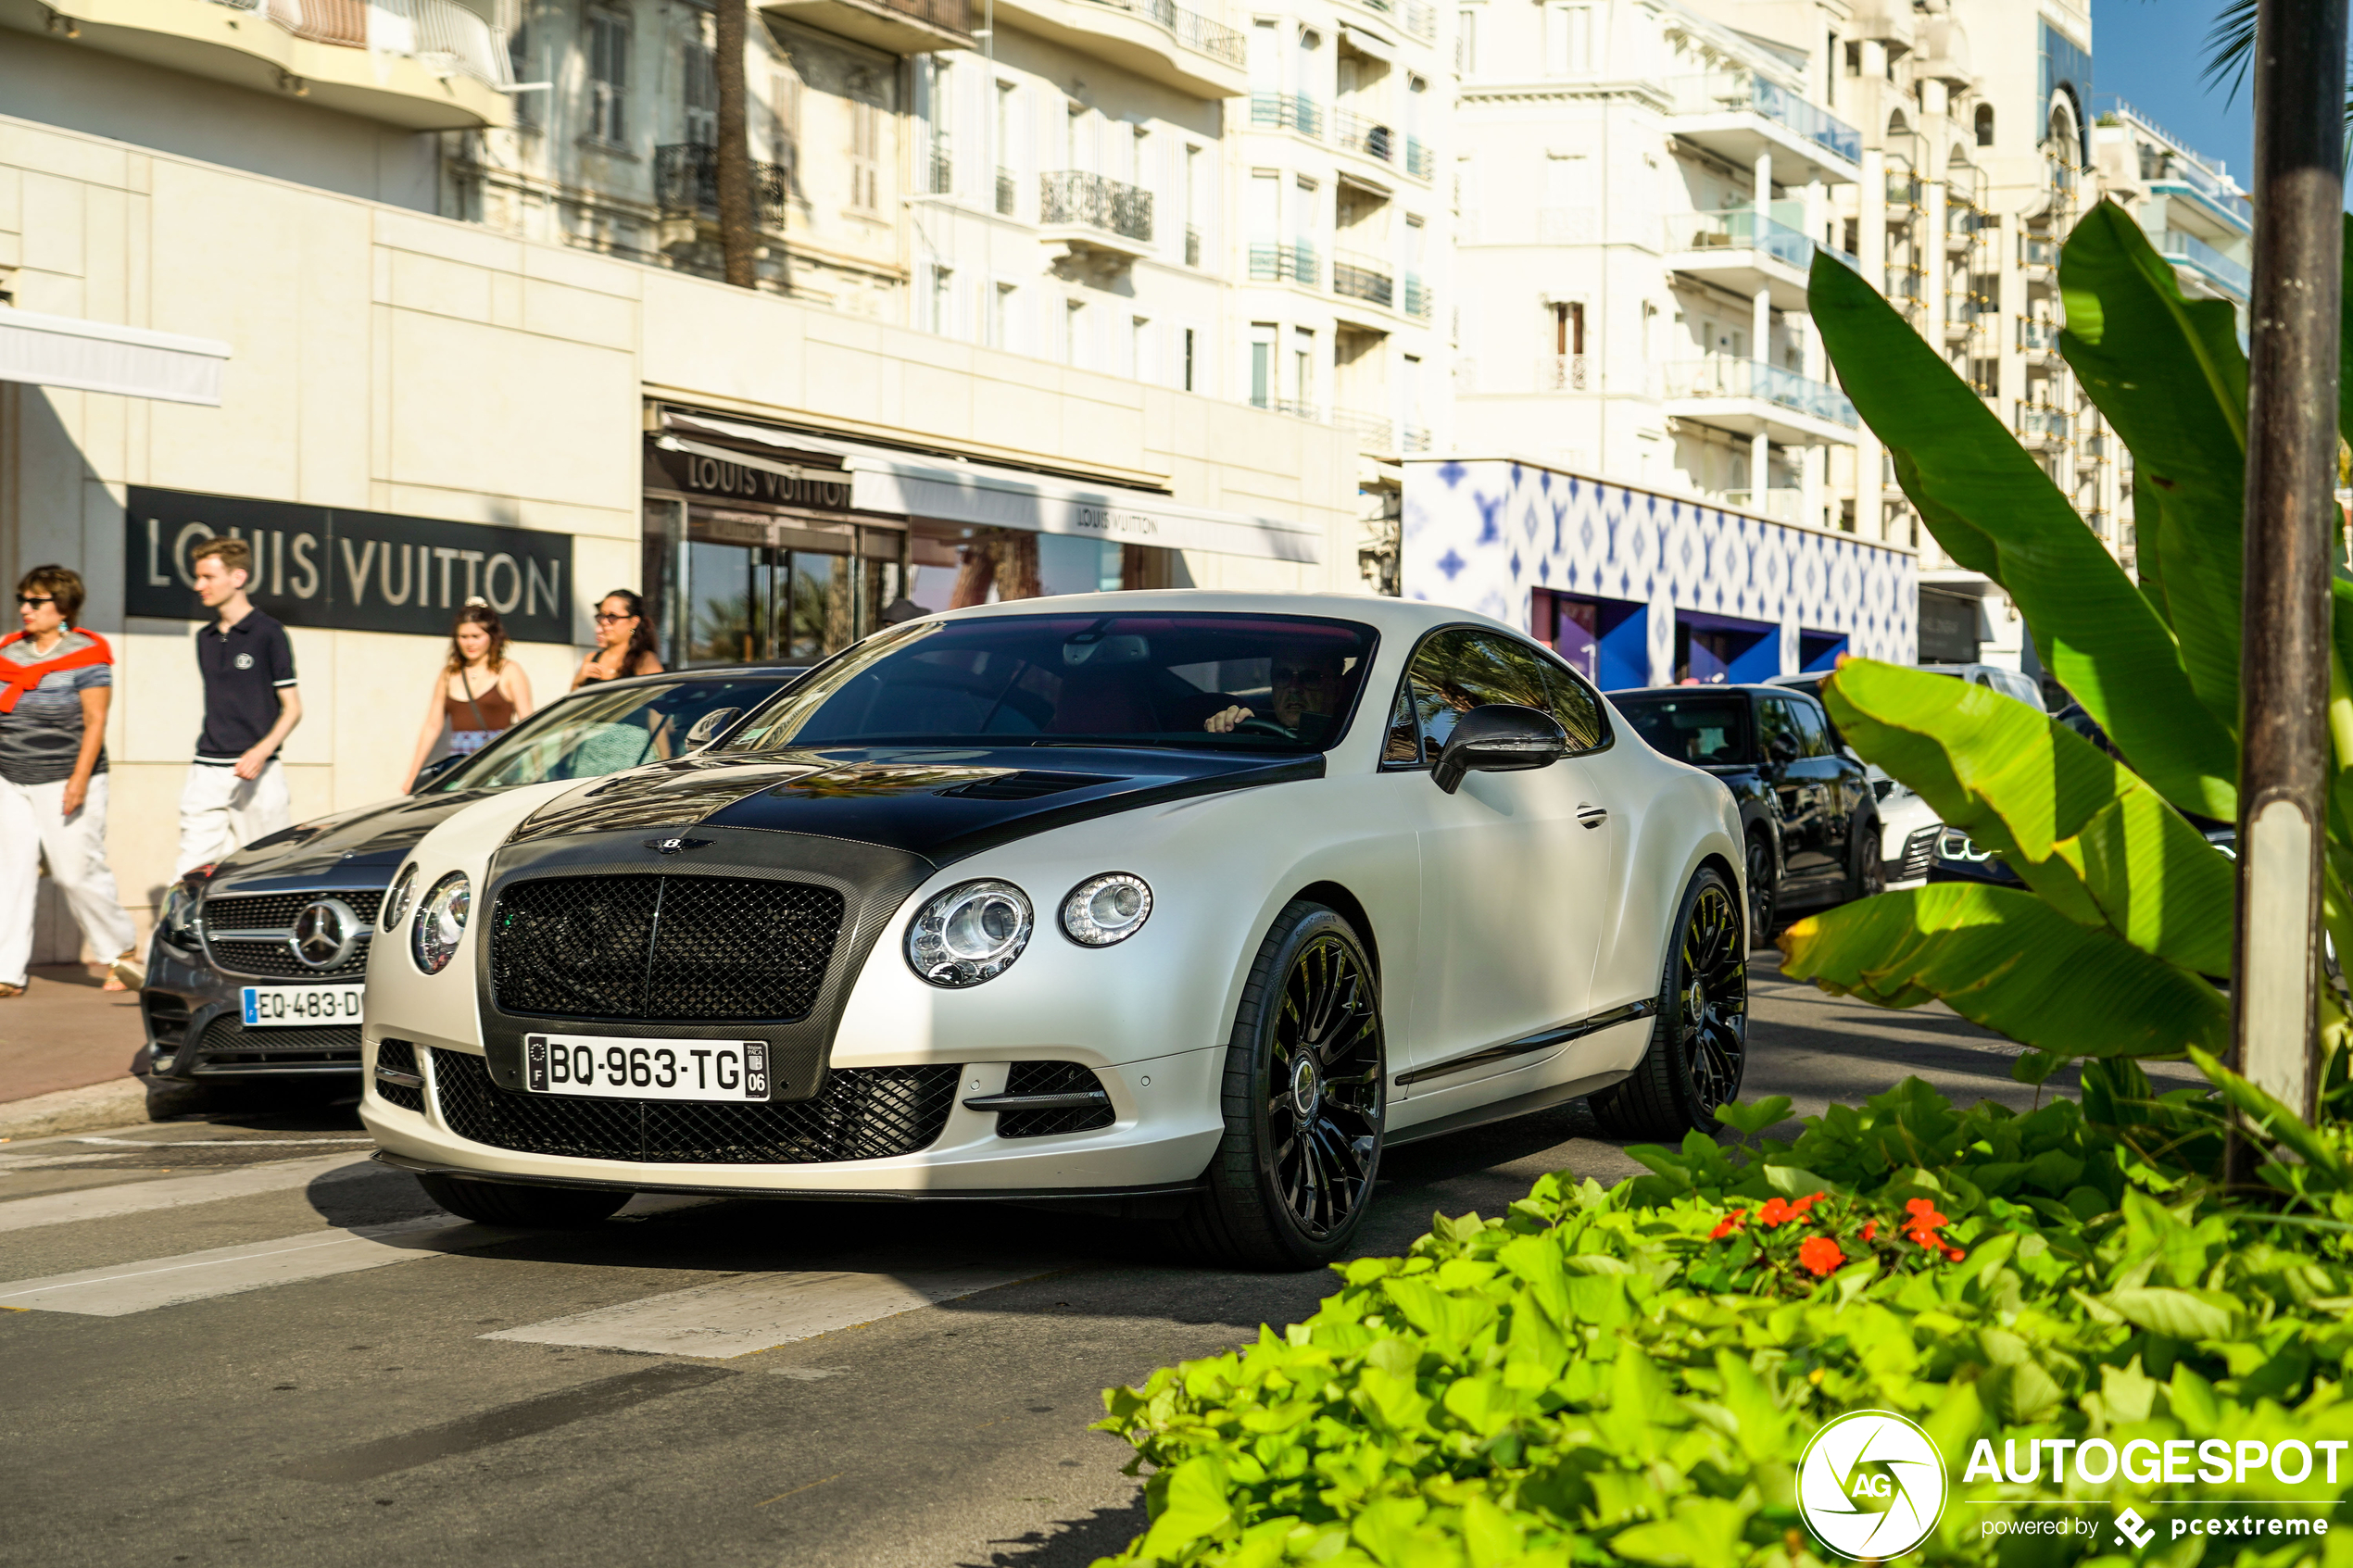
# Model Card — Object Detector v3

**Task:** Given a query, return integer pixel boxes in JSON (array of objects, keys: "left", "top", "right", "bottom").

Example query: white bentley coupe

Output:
[{"left": 360, "top": 593, "right": 1746, "bottom": 1268}]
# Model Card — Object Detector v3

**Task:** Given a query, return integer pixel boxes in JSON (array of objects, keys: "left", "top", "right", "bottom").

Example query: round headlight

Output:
[
  {"left": 1061, "top": 872, "right": 1152, "bottom": 947},
  {"left": 906, "top": 879, "right": 1033, "bottom": 987},
  {"left": 410, "top": 872, "right": 472, "bottom": 974},
  {"left": 383, "top": 861, "right": 420, "bottom": 933}
]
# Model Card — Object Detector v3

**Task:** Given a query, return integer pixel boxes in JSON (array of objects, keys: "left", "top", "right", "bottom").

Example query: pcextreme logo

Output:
[{"left": 1797, "top": 1410, "right": 1949, "bottom": 1560}]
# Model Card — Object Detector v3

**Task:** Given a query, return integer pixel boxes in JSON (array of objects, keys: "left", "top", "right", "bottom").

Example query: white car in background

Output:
[{"left": 360, "top": 593, "right": 1745, "bottom": 1270}]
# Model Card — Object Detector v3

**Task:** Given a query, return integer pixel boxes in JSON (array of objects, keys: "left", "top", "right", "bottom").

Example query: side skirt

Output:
[
  {"left": 1391, "top": 998, "right": 1660, "bottom": 1089},
  {"left": 1383, "top": 1071, "right": 1629, "bottom": 1148}
]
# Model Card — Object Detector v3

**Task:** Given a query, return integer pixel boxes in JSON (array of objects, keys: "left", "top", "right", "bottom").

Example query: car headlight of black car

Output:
[
  {"left": 157, "top": 879, "right": 204, "bottom": 952},
  {"left": 383, "top": 861, "right": 420, "bottom": 932},
  {"left": 411, "top": 873, "right": 472, "bottom": 974},
  {"left": 1061, "top": 872, "right": 1152, "bottom": 947},
  {"left": 906, "top": 879, "right": 1033, "bottom": 987}
]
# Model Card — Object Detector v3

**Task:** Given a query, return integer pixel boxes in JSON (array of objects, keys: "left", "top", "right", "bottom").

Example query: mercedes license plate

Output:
[
  {"left": 523, "top": 1034, "right": 771, "bottom": 1102},
  {"left": 239, "top": 985, "right": 365, "bottom": 1028}
]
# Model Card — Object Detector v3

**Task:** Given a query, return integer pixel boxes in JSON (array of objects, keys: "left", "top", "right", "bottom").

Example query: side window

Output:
[
  {"left": 1534, "top": 660, "right": 1607, "bottom": 752},
  {"left": 1383, "top": 681, "right": 1421, "bottom": 764},
  {"left": 1755, "top": 696, "right": 1802, "bottom": 760},
  {"left": 1388, "top": 628, "right": 1555, "bottom": 768},
  {"left": 1789, "top": 697, "right": 1833, "bottom": 758}
]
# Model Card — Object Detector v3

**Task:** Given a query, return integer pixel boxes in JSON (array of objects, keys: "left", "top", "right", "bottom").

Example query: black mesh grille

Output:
[
  {"left": 205, "top": 891, "right": 384, "bottom": 929},
  {"left": 489, "top": 875, "right": 845, "bottom": 1022},
  {"left": 434, "top": 1049, "right": 959, "bottom": 1164},
  {"left": 375, "top": 1038, "right": 426, "bottom": 1112},
  {"left": 999, "top": 1060, "right": 1115, "bottom": 1139},
  {"left": 190, "top": 1015, "right": 362, "bottom": 1065},
  {"left": 208, "top": 939, "right": 373, "bottom": 979},
  {"left": 203, "top": 891, "right": 382, "bottom": 979},
  {"left": 1897, "top": 825, "right": 1940, "bottom": 881}
]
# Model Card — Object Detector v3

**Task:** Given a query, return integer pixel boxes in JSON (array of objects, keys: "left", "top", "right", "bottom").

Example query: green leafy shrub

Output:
[{"left": 1092, "top": 1077, "right": 2353, "bottom": 1568}]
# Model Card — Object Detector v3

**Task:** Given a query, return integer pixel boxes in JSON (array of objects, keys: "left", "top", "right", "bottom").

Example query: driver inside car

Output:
[{"left": 1202, "top": 647, "right": 1348, "bottom": 741}]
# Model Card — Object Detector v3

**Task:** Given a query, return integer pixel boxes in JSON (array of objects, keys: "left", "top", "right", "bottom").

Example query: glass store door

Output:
[{"left": 685, "top": 539, "right": 764, "bottom": 666}]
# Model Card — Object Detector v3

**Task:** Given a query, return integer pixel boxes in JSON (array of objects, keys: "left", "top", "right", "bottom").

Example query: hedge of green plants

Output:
[{"left": 1091, "top": 1070, "right": 2353, "bottom": 1568}]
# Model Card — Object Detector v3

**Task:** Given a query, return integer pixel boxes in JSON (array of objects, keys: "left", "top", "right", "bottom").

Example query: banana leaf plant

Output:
[{"left": 1778, "top": 202, "right": 2353, "bottom": 1105}]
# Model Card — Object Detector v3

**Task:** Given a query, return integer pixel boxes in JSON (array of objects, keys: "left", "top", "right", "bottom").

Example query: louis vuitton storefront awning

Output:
[
  {"left": 657, "top": 411, "right": 1324, "bottom": 565},
  {"left": 0, "top": 308, "right": 231, "bottom": 406}
]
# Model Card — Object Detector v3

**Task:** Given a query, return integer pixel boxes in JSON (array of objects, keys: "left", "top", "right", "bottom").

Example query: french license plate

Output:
[
  {"left": 523, "top": 1033, "right": 771, "bottom": 1102},
  {"left": 239, "top": 985, "right": 365, "bottom": 1028}
]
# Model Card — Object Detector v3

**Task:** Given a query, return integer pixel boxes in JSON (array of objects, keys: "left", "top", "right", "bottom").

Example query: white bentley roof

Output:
[{"left": 920, "top": 590, "right": 1516, "bottom": 640}]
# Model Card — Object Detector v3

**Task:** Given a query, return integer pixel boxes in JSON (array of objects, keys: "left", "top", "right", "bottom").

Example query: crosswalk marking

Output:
[
  {"left": 0, "top": 1154, "right": 379, "bottom": 1234},
  {"left": 482, "top": 1261, "right": 1063, "bottom": 1358},
  {"left": 0, "top": 1215, "right": 504, "bottom": 1316}
]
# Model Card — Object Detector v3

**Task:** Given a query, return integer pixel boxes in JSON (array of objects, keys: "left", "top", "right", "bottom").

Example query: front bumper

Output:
[
  {"left": 359, "top": 1037, "right": 1226, "bottom": 1199},
  {"left": 141, "top": 939, "right": 362, "bottom": 1082}
]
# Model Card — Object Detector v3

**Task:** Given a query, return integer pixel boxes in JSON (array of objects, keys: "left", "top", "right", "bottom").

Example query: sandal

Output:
[
  {"left": 103, "top": 947, "right": 145, "bottom": 993},
  {"left": 0, "top": 983, "right": 23, "bottom": 999}
]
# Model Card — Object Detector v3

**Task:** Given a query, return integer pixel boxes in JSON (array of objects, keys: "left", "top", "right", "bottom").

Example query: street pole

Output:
[
  {"left": 2233, "top": 0, "right": 2347, "bottom": 1153},
  {"left": 714, "top": 0, "right": 757, "bottom": 289}
]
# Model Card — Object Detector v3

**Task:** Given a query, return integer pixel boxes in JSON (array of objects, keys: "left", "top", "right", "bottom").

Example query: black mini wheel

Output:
[
  {"left": 1591, "top": 867, "right": 1749, "bottom": 1138},
  {"left": 417, "top": 1173, "right": 631, "bottom": 1228},
  {"left": 1177, "top": 901, "right": 1386, "bottom": 1270},
  {"left": 1745, "top": 835, "right": 1778, "bottom": 947}
]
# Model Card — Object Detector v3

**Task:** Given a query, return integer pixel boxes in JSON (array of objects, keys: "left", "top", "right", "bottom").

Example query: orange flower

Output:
[
  {"left": 1903, "top": 1198, "right": 1951, "bottom": 1248},
  {"left": 1709, "top": 1210, "right": 1748, "bottom": 1240},
  {"left": 1797, "top": 1236, "right": 1844, "bottom": 1276},
  {"left": 1861, "top": 1220, "right": 1879, "bottom": 1243},
  {"left": 1944, "top": 1246, "right": 1967, "bottom": 1263},
  {"left": 1757, "top": 1194, "right": 1821, "bottom": 1228}
]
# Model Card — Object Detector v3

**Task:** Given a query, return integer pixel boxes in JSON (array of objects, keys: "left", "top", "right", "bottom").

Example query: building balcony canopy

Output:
[
  {"left": 1657, "top": 358, "right": 1859, "bottom": 445},
  {"left": 7, "top": 0, "right": 517, "bottom": 129},
  {"left": 758, "top": 0, "right": 974, "bottom": 53},
  {"left": 992, "top": 0, "right": 1245, "bottom": 97},
  {"left": 1664, "top": 71, "right": 1861, "bottom": 184}
]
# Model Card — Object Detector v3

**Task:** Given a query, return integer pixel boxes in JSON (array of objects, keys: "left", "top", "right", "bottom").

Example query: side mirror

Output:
[
  {"left": 1432, "top": 703, "right": 1569, "bottom": 795},
  {"left": 685, "top": 707, "right": 742, "bottom": 751},
  {"left": 1767, "top": 734, "right": 1800, "bottom": 765},
  {"left": 409, "top": 754, "right": 465, "bottom": 794}
]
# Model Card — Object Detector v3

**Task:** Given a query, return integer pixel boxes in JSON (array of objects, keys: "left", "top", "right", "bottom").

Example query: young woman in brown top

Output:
[
  {"left": 400, "top": 600, "right": 535, "bottom": 792},
  {"left": 571, "top": 589, "right": 664, "bottom": 689}
]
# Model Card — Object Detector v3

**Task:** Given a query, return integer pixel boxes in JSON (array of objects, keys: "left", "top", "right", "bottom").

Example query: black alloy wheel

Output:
[
  {"left": 1745, "top": 835, "right": 1777, "bottom": 947},
  {"left": 1178, "top": 901, "right": 1386, "bottom": 1270},
  {"left": 1849, "top": 824, "right": 1887, "bottom": 901},
  {"left": 417, "top": 1172, "right": 632, "bottom": 1228},
  {"left": 1591, "top": 868, "right": 1750, "bottom": 1138}
]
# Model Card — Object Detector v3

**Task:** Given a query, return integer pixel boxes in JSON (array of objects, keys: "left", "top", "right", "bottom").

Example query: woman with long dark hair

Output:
[
  {"left": 572, "top": 588, "right": 663, "bottom": 688},
  {"left": 400, "top": 599, "right": 535, "bottom": 792}
]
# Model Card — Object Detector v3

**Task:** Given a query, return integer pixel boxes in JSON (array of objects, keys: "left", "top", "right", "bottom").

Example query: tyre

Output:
[
  {"left": 1745, "top": 834, "right": 1778, "bottom": 948},
  {"left": 1590, "top": 867, "right": 1750, "bottom": 1139},
  {"left": 1847, "top": 822, "right": 1886, "bottom": 902},
  {"left": 1176, "top": 901, "right": 1386, "bottom": 1271},
  {"left": 417, "top": 1172, "right": 631, "bottom": 1227}
]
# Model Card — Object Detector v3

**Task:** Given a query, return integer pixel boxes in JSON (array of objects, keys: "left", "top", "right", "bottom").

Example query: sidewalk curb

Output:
[{"left": 0, "top": 1079, "right": 150, "bottom": 1141}]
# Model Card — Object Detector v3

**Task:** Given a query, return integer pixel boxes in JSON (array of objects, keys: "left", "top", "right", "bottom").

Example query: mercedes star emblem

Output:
[{"left": 291, "top": 898, "right": 361, "bottom": 970}]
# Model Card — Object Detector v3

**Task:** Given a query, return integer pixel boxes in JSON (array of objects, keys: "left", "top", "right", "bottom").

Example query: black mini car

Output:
[
  {"left": 1609, "top": 684, "right": 1881, "bottom": 940},
  {"left": 139, "top": 664, "right": 806, "bottom": 1103}
]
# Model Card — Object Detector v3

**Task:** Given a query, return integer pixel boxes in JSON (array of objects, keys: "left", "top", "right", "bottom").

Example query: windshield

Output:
[
  {"left": 1612, "top": 694, "right": 1754, "bottom": 766},
  {"left": 724, "top": 613, "right": 1378, "bottom": 754},
  {"left": 423, "top": 677, "right": 794, "bottom": 793}
]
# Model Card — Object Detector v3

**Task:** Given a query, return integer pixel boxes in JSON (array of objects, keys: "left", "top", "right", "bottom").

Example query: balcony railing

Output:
[
  {"left": 1538, "top": 354, "right": 1591, "bottom": 392},
  {"left": 1658, "top": 358, "right": 1859, "bottom": 428},
  {"left": 1334, "top": 408, "right": 1399, "bottom": 450},
  {"left": 1333, "top": 252, "right": 1394, "bottom": 307},
  {"left": 1665, "top": 71, "right": 1861, "bottom": 165},
  {"left": 1334, "top": 108, "right": 1396, "bottom": 163},
  {"left": 2015, "top": 402, "right": 2072, "bottom": 442},
  {"left": 1250, "top": 92, "right": 1324, "bottom": 138},
  {"left": 926, "top": 149, "right": 953, "bottom": 195},
  {"left": 1887, "top": 266, "right": 1924, "bottom": 304},
  {"left": 996, "top": 167, "right": 1016, "bottom": 215},
  {"left": 1404, "top": 136, "right": 1434, "bottom": 180},
  {"left": 2148, "top": 156, "right": 2252, "bottom": 230},
  {"left": 654, "top": 144, "right": 788, "bottom": 228},
  {"left": 2018, "top": 315, "right": 2061, "bottom": 353},
  {"left": 2158, "top": 229, "right": 2253, "bottom": 298},
  {"left": 2020, "top": 233, "right": 2057, "bottom": 268},
  {"left": 1074, "top": 0, "right": 1244, "bottom": 63},
  {"left": 1944, "top": 294, "right": 1989, "bottom": 327},
  {"left": 1248, "top": 242, "right": 1317, "bottom": 284},
  {"left": 208, "top": 0, "right": 516, "bottom": 87},
  {"left": 1347, "top": 0, "right": 1435, "bottom": 39},
  {"left": 1665, "top": 208, "right": 1830, "bottom": 271},
  {"left": 1403, "top": 273, "right": 1433, "bottom": 318},
  {"left": 1247, "top": 395, "right": 1323, "bottom": 420},
  {"left": 1886, "top": 169, "right": 1924, "bottom": 209},
  {"left": 1039, "top": 171, "right": 1152, "bottom": 241}
]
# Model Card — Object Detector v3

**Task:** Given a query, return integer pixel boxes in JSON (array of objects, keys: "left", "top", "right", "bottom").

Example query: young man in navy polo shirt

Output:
[{"left": 175, "top": 537, "right": 304, "bottom": 875}]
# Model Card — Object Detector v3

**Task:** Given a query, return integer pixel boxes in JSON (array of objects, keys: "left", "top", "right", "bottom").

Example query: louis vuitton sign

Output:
[
  {"left": 123, "top": 487, "right": 574, "bottom": 644},
  {"left": 644, "top": 436, "right": 854, "bottom": 514}
]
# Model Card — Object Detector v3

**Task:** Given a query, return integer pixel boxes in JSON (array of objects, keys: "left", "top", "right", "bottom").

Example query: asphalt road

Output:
[{"left": 0, "top": 965, "right": 2193, "bottom": 1568}]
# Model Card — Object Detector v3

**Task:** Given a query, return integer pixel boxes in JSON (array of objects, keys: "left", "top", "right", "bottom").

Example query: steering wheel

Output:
[{"left": 1233, "top": 717, "right": 1293, "bottom": 739}]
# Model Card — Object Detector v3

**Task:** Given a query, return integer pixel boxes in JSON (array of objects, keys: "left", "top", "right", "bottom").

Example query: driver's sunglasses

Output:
[
  {"left": 592, "top": 612, "right": 636, "bottom": 624},
  {"left": 16, "top": 596, "right": 55, "bottom": 608}
]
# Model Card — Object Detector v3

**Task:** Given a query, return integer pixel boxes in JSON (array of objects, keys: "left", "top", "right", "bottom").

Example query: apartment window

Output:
[
  {"left": 1455, "top": 7, "right": 1476, "bottom": 74},
  {"left": 931, "top": 265, "right": 955, "bottom": 336},
  {"left": 924, "top": 57, "right": 955, "bottom": 195},
  {"left": 768, "top": 71, "right": 799, "bottom": 174},
  {"left": 992, "top": 282, "right": 1017, "bottom": 350},
  {"left": 1183, "top": 327, "right": 1197, "bottom": 392},
  {"left": 509, "top": 22, "right": 539, "bottom": 129},
  {"left": 995, "top": 81, "right": 1018, "bottom": 213},
  {"left": 1552, "top": 301, "right": 1585, "bottom": 354},
  {"left": 1250, "top": 19, "right": 1282, "bottom": 91},
  {"left": 1065, "top": 298, "right": 1088, "bottom": 367},
  {"left": 1843, "top": 40, "right": 1860, "bottom": 76},
  {"left": 1293, "top": 326, "right": 1316, "bottom": 411},
  {"left": 1542, "top": 4, "right": 1595, "bottom": 75},
  {"left": 1250, "top": 322, "right": 1277, "bottom": 407},
  {"left": 1183, "top": 144, "right": 1204, "bottom": 264},
  {"left": 586, "top": 7, "right": 629, "bottom": 145},
  {"left": 683, "top": 35, "right": 717, "bottom": 145},
  {"left": 1132, "top": 316, "right": 1153, "bottom": 381},
  {"left": 849, "top": 74, "right": 883, "bottom": 211},
  {"left": 1975, "top": 105, "right": 1995, "bottom": 146}
]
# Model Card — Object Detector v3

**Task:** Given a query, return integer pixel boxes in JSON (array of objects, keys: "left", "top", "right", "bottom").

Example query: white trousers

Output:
[
  {"left": 176, "top": 760, "right": 292, "bottom": 877},
  {"left": 0, "top": 772, "right": 140, "bottom": 987}
]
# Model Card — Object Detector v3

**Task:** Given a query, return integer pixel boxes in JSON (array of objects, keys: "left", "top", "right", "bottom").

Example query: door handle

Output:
[{"left": 1577, "top": 805, "right": 1608, "bottom": 829}]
